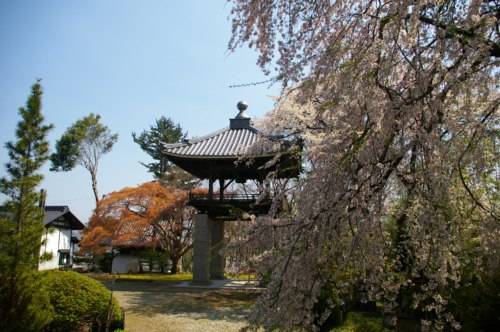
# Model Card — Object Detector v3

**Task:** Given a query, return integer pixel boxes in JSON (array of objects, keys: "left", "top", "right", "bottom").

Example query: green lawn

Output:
[
  {"left": 225, "top": 273, "right": 257, "bottom": 280},
  {"left": 88, "top": 272, "right": 256, "bottom": 283},
  {"left": 88, "top": 272, "right": 193, "bottom": 282}
]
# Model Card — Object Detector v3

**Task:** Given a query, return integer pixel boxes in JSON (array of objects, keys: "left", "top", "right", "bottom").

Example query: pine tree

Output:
[
  {"left": 0, "top": 80, "right": 54, "bottom": 331},
  {"left": 50, "top": 113, "right": 118, "bottom": 205},
  {"left": 132, "top": 116, "right": 198, "bottom": 189}
]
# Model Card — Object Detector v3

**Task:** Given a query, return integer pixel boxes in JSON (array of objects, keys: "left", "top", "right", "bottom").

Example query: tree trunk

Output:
[
  {"left": 170, "top": 256, "right": 181, "bottom": 274},
  {"left": 90, "top": 170, "right": 99, "bottom": 205}
]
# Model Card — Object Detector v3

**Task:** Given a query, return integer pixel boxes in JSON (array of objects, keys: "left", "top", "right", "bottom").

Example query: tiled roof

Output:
[
  {"left": 112, "top": 221, "right": 158, "bottom": 248},
  {"left": 0, "top": 205, "right": 85, "bottom": 230},
  {"left": 163, "top": 126, "right": 268, "bottom": 158},
  {"left": 44, "top": 206, "right": 68, "bottom": 225},
  {"left": 44, "top": 206, "right": 85, "bottom": 230}
]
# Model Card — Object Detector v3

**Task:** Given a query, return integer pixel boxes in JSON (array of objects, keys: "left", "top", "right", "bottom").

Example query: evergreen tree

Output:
[
  {"left": 50, "top": 113, "right": 118, "bottom": 204},
  {"left": 132, "top": 116, "right": 198, "bottom": 189},
  {"left": 0, "top": 80, "right": 54, "bottom": 331}
]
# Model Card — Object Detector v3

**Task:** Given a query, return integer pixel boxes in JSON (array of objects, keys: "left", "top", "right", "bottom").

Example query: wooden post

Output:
[
  {"left": 219, "top": 178, "right": 224, "bottom": 201},
  {"left": 208, "top": 178, "right": 214, "bottom": 201},
  {"left": 208, "top": 164, "right": 214, "bottom": 201}
]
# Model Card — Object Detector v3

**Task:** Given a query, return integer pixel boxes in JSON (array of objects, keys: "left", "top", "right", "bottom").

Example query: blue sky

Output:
[{"left": 0, "top": 1, "right": 279, "bottom": 222}]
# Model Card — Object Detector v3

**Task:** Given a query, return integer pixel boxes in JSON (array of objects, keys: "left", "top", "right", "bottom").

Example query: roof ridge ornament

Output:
[
  {"left": 230, "top": 101, "right": 251, "bottom": 129},
  {"left": 235, "top": 101, "right": 249, "bottom": 119}
]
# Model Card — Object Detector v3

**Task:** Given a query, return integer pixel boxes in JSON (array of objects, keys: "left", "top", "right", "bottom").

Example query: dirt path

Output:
[{"left": 109, "top": 281, "right": 260, "bottom": 332}]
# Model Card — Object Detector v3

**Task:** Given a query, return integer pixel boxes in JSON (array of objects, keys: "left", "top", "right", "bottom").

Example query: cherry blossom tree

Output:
[{"left": 228, "top": 0, "right": 499, "bottom": 330}]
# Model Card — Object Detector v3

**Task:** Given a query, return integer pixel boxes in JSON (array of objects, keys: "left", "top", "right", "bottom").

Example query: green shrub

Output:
[
  {"left": 450, "top": 268, "right": 500, "bottom": 332},
  {"left": 40, "top": 270, "right": 122, "bottom": 332},
  {"left": 312, "top": 283, "right": 349, "bottom": 330},
  {"left": 331, "top": 312, "right": 391, "bottom": 332}
]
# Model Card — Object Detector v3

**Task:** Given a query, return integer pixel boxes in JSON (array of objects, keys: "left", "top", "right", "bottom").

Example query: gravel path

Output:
[{"left": 110, "top": 281, "right": 260, "bottom": 332}]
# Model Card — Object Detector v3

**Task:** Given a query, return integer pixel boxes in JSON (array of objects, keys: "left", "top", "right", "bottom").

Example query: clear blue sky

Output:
[{"left": 0, "top": 1, "right": 279, "bottom": 222}]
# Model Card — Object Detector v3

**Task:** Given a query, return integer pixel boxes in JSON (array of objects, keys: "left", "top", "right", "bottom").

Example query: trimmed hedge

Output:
[{"left": 40, "top": 270, "right": 123, "bottom": 332}]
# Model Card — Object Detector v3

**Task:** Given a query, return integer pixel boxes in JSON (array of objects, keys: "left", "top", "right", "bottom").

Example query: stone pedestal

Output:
[
  {"left": 210, "top": 220, "right": 225, "bottom": 279},
  {"left": 192, "top": 214, "right": 211, "bottom": 284},
  {"left": 192, "top": 214, "right": 226, "bottom": 283}
]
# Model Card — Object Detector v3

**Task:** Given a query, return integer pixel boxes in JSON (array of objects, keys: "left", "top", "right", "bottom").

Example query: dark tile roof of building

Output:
[
  {"left": 163, "top": 126, "right": 264, "bottom": 158},
  {"left": 44, "top": 205, "right": 85, "bottom": 230},
  {"left": 112, "top": 222, "right": 157, "bottom": 249},
  {"left": 43, "top": 206, "right": 68, "bottom": 225},
  {"left": 0, "top": 205, "right": 85, "bottom": 230}
]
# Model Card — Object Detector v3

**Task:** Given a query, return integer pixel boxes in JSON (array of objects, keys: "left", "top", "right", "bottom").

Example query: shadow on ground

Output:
[{"left": 107, "top": 281, "right": 261, "bottom": 323}]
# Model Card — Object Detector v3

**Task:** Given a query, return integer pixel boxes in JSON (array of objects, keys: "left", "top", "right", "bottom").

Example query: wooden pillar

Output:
[
  {"left": 208, "top": 163, "right": 214, "bottom": 201},
  {"left": 219, "top": 178, "right": 224, "bottom": 201},
  {"left": 208, "top": 178, "right": 214, "bottom": 201}
]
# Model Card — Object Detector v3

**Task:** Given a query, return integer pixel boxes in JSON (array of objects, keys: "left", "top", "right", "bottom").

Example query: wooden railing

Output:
[{"left": 188, "top": 192, "right": 263, "bottom": 202}]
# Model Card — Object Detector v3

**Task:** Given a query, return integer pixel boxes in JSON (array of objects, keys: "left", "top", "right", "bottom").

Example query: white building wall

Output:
[{"left": 38, "top": 227, "right": 72, "bottom": 271}]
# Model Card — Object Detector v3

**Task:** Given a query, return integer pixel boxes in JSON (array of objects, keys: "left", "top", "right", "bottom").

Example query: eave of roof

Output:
[
  {"left": 163, "top": 125, "right": 273, "bottom": 158},
  {"left": 162, "top": 151, "right": 277, "bottom": 159}
]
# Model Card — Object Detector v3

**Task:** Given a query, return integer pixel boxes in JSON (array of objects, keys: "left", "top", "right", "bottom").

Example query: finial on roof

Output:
[{"left": 236, "top": 101, "right": 249, "bottom": 119}]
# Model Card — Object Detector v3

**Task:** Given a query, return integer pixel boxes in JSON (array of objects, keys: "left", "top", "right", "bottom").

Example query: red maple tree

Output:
[{"left": 81, "top": 181, "right": 200, "bottom": 273}]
